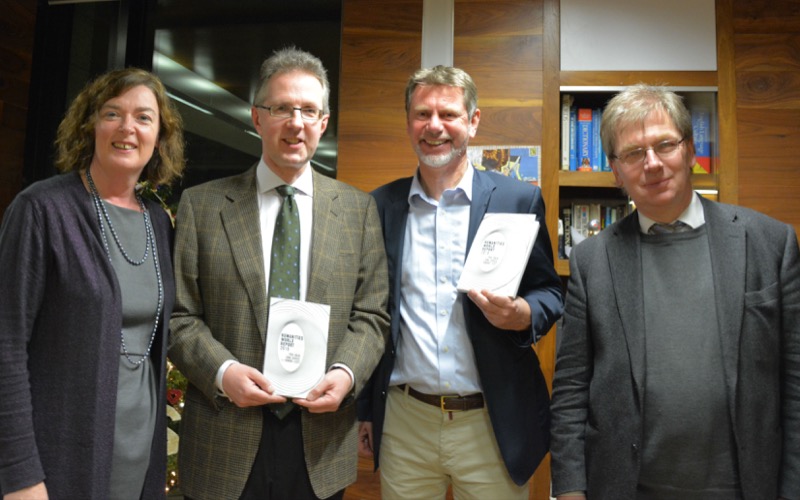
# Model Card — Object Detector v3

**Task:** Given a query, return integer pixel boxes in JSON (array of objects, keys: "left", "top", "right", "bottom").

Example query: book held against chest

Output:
[
  {"left": 457, "top": 213, "right": 539, "bottom": 297},
  {"left": 263, "top": 298, "right": 330, "bottom": 398}
]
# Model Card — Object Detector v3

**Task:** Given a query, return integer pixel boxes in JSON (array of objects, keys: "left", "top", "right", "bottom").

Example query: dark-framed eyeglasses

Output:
[
  {"left": 254, "top": 104, "right": 325, "bottom": 122},
  {"left": 612, "top": 137, "right": 685, "bottom": 167}
]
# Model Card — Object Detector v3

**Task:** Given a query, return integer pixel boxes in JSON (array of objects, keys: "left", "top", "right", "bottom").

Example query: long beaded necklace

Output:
[{"left": 86, "top": 167, "right": 163, "bottom": 368}]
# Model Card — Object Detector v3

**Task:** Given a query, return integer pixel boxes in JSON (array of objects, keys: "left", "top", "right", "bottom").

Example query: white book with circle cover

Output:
[
  {"left": 456, "top": 213, "right": 539, "bottom": 297},
  {"left": 263, "top": 298, "right": 330, "bottom": 398}
]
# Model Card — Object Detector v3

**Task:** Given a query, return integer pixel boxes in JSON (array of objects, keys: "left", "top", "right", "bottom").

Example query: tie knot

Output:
[
  {"left": 276, "top": 185, "right": 296, "bottom": 198},
  {"left": 648, "top": 220, "right": 691, "bottom": 235}
]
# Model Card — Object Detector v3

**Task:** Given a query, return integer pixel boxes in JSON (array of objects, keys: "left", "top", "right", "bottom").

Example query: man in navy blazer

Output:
[
  {"left": 550, "top": 84, "right": 800, "bottom": 499},
  {"left": 356, "top": 65, "right": 563, "bottom": 499}
]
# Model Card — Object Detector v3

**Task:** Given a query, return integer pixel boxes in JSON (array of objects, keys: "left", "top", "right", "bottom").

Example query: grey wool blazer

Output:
[
  {"left": 168, "top": 166, "right": 390, "bottom": 500},
  {"left": 550, "top": 196, "right": 800, "bottom": 500}
]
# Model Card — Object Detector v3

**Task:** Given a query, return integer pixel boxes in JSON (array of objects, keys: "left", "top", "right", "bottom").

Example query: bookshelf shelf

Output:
[
  {"left": 559, "top": 71, "right": 717, "bottom": 88},
  {"left": 558, "top": 172, "right": 718, "bottom": 190},
  {"left": 692, "top": 174, "right": 719, "bottom": 191},
  {"left": 559, "top": 171, "right": 616, "bottom": 188}
]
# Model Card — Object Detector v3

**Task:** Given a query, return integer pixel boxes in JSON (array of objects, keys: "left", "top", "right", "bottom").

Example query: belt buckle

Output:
[{"left": 440, "top": 395, "right": 463, "bottom": 413}]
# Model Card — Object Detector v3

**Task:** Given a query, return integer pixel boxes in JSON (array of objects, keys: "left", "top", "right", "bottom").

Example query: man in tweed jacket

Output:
[{"left": 169, "top": 48, "right": 389, "bottom": 499}]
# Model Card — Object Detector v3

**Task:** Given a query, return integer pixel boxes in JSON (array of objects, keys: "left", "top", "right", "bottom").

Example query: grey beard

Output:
[{"left": 416, "top": 143, "right": 467, "bottom": 169}]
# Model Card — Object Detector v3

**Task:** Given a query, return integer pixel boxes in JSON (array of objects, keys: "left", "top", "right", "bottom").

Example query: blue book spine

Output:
[{"left": 591, "top": 108, "right": 603, "bottom": 171}]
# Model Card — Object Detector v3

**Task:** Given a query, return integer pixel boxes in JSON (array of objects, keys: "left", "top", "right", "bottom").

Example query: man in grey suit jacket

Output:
[
  {"left": 169, "top": 48, "right": 389, "bottom": 500},
  {"left": 550, "top": 84, "right": 800, "bottom": 500},
  {"left": 357, "top": 65, "right": 563, "bottom": 499}
]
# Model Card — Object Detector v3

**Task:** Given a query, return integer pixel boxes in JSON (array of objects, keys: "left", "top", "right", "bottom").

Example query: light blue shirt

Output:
[{"left": 390, "top": 165, "right": 483, "bottom": 395}]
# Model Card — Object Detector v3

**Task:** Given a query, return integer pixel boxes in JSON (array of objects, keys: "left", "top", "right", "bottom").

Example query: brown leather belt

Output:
[{"left": 399, "top": 384, "right": 484, "bottom": 412}]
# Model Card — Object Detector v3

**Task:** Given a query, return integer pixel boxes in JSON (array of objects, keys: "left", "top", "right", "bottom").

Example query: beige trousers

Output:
[{"left": 379, "top": 385, "right": 528, "bottom": 500}]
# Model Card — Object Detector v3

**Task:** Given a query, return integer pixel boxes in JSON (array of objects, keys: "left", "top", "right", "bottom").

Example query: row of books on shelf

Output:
[
  {"left": 561, "top": 95, "right": 610, "bottom": 172},
  {"left": 560, "top": 94, "right": 714, "bottom": 174},
  {"left": 558, "top": 201, "right": 632, "bottom": 259}
]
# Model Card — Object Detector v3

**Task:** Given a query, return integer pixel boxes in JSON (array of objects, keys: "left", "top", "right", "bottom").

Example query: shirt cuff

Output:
[
  {"left": 215, "top": 359, "right": 239, "bottom": 398},
  {"left": 329, "top": 363, "right": 355, "bottom": 392}
]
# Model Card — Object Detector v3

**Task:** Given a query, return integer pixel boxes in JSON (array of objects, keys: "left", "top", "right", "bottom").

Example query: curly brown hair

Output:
[{"left": 54, "top": 67, "right": 185, "bottom": 186}]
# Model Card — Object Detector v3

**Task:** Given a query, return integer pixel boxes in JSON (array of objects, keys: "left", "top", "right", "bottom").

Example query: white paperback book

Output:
[
  {"left": 263, "top": 298, "right": 330, "bottom": 398},
  {"left": 456, "top": 213, "right": 540, "bottom": 297}
]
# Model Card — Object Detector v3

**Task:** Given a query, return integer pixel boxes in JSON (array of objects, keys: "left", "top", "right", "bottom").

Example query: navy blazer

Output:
[
  {"left": 551, "top": 197, "right": 800, "bottom": 499},
  {"left": 358, "top": 168, "right": 563, "bottom": 486}
]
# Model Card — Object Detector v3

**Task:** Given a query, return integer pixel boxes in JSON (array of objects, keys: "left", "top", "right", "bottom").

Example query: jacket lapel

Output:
[
  {"left": 220, "top": 169, "right": 269, "bottom": 341},
  {"left": 384, "top": 182, "right": 411, "bottom": 345},
  {"left": 468, "top": 170, "right": 494, "bottom": 251},
  {"left": 704, "top": 198, "right": 746, "bottom": 424},
  {"left": 307, "top": 171, "right": 338, "bottom": 304},
  {"left": 608, "top": 214, "right": 647, "bottom": 405}
]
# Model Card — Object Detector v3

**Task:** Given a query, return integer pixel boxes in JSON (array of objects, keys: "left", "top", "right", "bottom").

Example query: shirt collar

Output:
[
  {"left": 638, "top": 191, "right": 706, "bottom": 234},
  {"left": 256, "top": 159, "right": 314, "bottom": 197},
  {"left": 408, "top": 162, "right": 474, "bottom": 205}
]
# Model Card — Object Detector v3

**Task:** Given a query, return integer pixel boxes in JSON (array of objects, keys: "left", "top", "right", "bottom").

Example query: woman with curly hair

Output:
[{"left": 0, "top": 67, "right": 185, "bottom": 499}]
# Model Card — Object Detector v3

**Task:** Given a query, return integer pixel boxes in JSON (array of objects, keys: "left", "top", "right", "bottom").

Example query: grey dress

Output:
[{"left": 102, "top": 202, "right": 160, "bottom": 500}]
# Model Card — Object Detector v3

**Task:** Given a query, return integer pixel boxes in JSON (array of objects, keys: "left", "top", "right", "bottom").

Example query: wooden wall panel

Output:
[
  {"left": 735, "top": 70, "right": 800, "bottom": 108},
  {"left": 338, "top": 0, "right": 547, "bottom": 190},
  {"left": 732, "top": 0, "right": 800, "bottom": 233},
  {"left": 734, "top": 34, "right": 800, "bottom": 72},
  {"left": 731, "top": 0, "right": 800, "bottom": 33},
  {"left": 736, "top": 108, "right": 800, "bottom": 222},
  {"left": 336, "top": 0, "right": 422, "bottom": 192},
  {"left": 736, "top": 108, "right": 800, "bottom": 159},
  {"left": 454, "top": 1, "right": 544, "bottom": 147},
  {"left": 454, "top": 3, "right": 549, "bottom": 499},
  {"left": 0, "top": 0, "right": 36, "bottom": 218}
]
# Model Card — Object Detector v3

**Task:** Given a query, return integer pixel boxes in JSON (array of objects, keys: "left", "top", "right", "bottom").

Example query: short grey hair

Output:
[
  {"left": 601, "top": 83, "right": 692, "bottom": 159},
  {"left": 253, "top": 46, "right": 330, "bottom": 113},
  {"left": 405, "top": 65, "right": 478, "bottom": 119}
]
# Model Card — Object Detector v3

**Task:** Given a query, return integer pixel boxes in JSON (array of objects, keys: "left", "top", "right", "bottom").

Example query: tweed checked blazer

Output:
[
  {"left": 168, "top": 166, "right": 390, "bottom": 500},
  {"left": 550, "top": 196, "right": 800, "bottom": 499}
]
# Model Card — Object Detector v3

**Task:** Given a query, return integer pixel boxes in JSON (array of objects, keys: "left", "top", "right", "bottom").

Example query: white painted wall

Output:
[
  {"left": 561, "top": 0, "right": 716, "bottom": 71},
  {"left": 421, "top": 0, "right": 454, "bottom": 68}
]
